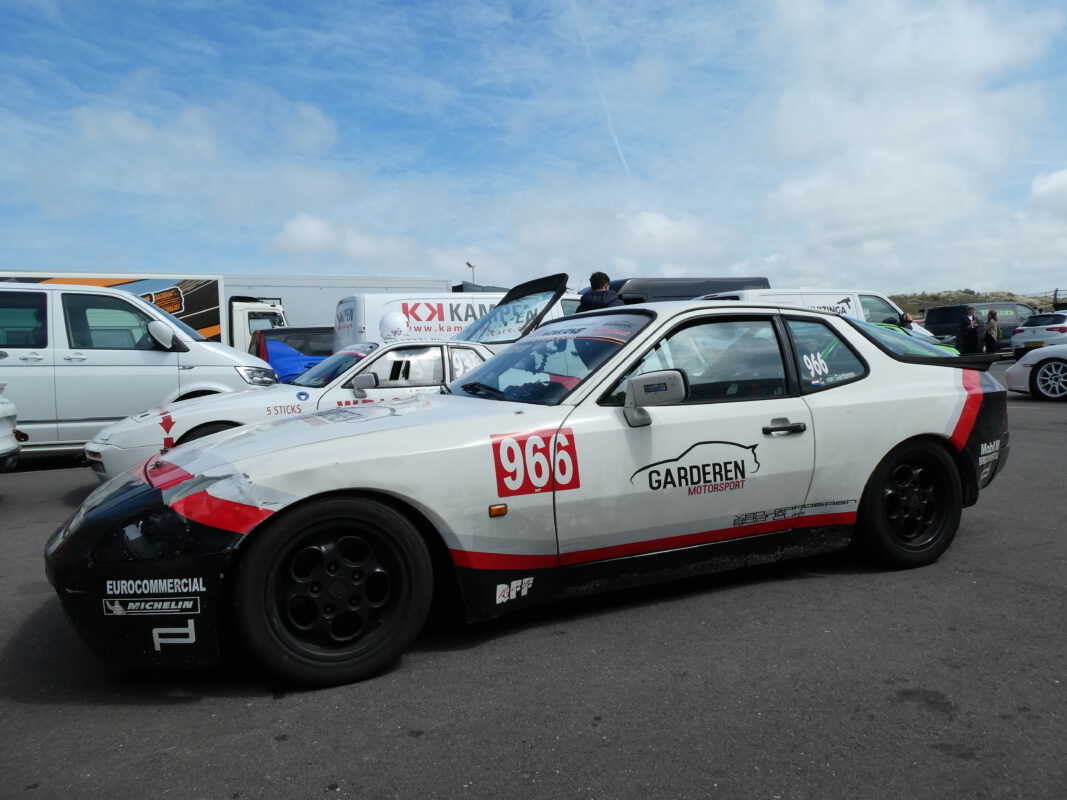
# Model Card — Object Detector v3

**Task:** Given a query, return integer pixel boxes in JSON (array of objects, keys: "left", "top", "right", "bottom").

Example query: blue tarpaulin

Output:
[{"left": 264, "top": 339, "right": 326, "bottom": 383}]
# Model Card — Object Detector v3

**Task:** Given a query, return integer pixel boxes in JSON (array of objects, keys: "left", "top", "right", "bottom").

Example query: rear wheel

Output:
[
  {"left": 234, "top": 498, "right": 433, "bottom": 686},
  {"left": 1029, "top": 358, "right": 1067, "bottom": 401},
  {"left": 857, "top": 441, "right": 962, "bottom": 568}
]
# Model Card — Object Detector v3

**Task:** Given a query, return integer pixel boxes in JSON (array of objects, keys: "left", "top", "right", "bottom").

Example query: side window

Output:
[
  {"left": 859, "top": 295, "right": 901, "bottom": 325},
  {"left": 449, "top": 347, "right": 485, "bottom": 380},
  {"left": 787, "top": 319, "right": 866, "bottom": 393},
  {"left": 366, "top": 346, "right": 444, "bottom": 388},
  {"left": 62, "top": 293, "right": 156, "bottom": 350},
  {"left": 0, "top": 291, "right": 47, "bottom": 348},
  {"left": 606, "top": 318, "right": 787, "bottom": 404}
]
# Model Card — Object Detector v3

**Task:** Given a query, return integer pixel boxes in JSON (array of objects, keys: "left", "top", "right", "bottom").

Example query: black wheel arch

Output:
[
  {"left": 858, "top": 435, "right": 977, "bottom": 513},
  {"left": 231, "top": 489, "right": 465, "bottom": 622}
]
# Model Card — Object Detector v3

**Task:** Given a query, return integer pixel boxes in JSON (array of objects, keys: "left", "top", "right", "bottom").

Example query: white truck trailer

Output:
[{"left": 221, "top": 273, "right": 453, "bottom": 326}]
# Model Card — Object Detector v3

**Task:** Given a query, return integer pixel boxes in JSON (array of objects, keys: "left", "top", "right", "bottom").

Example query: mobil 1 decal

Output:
[
  {"left": 491, "top": 428, "right": 580, "bottom": 497},
  {"left": 630, "top": 441, "right": 759, "bottom": 496}
]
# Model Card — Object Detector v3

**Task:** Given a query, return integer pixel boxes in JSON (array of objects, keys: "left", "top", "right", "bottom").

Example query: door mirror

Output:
[
  {"left": 351, "top": 372, "right": 379, "bottom": 398},
  {"left": 147, "top": 320, "right": 188, "bottom": 351},
  {"left": 623, "top": 369, "right": 688, "bottom": 427}
]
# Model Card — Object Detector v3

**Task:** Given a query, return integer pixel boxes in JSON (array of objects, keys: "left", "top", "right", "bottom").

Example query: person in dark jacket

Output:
[
  {"left": 576, "top": 271, "right": 624, "bottom": 312},
  {"left": 957, "top": 305, "right": 980, "bottom": 354}
]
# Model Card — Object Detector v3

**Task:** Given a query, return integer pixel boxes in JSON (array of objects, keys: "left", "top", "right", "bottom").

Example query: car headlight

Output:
[{"left": 236, "top": 366, "right": 277, "bottom": 386}]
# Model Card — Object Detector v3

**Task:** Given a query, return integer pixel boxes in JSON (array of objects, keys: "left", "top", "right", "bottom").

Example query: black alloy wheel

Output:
[
  {"left": 858, "top": 441, "right": 962, "bottom": 568},
  {"left": 235, "top": 498, "right": 433, "bottom": 686}
]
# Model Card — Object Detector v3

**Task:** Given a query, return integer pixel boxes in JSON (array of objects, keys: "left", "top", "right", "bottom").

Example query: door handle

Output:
[
  {"left": 0, "top": 350, "right": 7, "bottom": 359},
  {"left": 762, "top": 420, "right": 807, "bottom": 435},
  {"left": 63, "top": 353, "right": 88, "bottom": 361},
  {"left": 18, "top": 353, "right": 44, "bottom": 362}
]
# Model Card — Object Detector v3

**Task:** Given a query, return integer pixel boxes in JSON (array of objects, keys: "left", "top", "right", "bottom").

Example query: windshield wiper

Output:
[{"left": 461, "top": 382, "right": 507, "bottom": 400}]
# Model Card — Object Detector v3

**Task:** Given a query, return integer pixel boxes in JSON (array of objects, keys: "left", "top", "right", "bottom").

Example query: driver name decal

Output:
[
  {"left": 630, "top": 441, "right": 759, "bottom": 496},
  {"left": 491, "top": 428, "right": 580, "bottom": 497}
]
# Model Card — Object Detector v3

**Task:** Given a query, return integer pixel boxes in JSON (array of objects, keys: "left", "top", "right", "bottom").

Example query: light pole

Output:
[{"left": 466, "top": 261, "right": 476, "bottom": 285}]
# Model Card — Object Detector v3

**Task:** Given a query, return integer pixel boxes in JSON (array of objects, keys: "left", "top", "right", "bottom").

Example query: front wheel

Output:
[
  {"left": 1029, "top": 358, "right": 1067, "bottom": 401},
  {"left": 177, "top": 422, "right": 238, "bottom": 444},
  {"left": 856, "top": 441, "right": 962, "bottom": 568},
  {"left": 234, "top": 498, "right": 433, "bottom": 686}
]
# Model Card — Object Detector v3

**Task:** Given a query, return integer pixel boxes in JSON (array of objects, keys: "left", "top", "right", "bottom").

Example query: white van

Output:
[
  {"left": 0, "top": 283, "right": 277, "bottom": 455},
  {"left": 701, "top": 288, "right": 929, "bottom": 333}
]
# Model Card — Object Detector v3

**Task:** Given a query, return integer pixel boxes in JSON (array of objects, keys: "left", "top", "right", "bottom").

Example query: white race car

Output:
[
  {"left": 84, "top": 340, "right": 493, "bottom": 480},
  {"left": 1003, "top": 343, "right": 1067, "bottom": 400},
  {"left": 48, "top": 303, "right": 1009, "bottom": 686}
]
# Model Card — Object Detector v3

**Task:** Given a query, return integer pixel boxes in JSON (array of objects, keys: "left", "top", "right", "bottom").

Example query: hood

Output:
[
  {"left": 188, "top": 340, "right": 273, "bottom": 368},
  {"left": 150, "top": 394, "right": 571, "bottom": 521},
  {"left": 169, "top": 393, "right": 563, "bottom": 472},
  {"left": 96, "top": 386, "right": 282, "bottom": 440}
]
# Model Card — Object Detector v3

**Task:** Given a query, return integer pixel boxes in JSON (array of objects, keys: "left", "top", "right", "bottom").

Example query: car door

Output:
[
  {"left": 319, "top": 344, "right": 448, "bottom": 407},
  {"left": 0, "top": 289, "right": 58, "bottom": 445},
  {"left": 54, "top": 290, "right": 182, "bottom": 443},
  {"left": 552, "top": 313, "right": 816, "bottom": 566}
]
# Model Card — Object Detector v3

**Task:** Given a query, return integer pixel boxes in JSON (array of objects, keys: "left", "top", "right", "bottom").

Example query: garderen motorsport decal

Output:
[{"left": 630, "top": 441, "right": 759, "bottom": 496}]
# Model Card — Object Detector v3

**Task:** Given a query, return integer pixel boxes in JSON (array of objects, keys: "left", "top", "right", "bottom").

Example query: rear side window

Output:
[
  {"left": 1022, "top": 313, "right": 1067, "bottom": 327},
  {"left": 786, "top": 319, "right": 866, "bottom": 393},
  {"left": 923, "top": 306, "right": 962, "bottom": 325},
  {"left": 0, "top": 290, "right": 47, "bottom": 348}
]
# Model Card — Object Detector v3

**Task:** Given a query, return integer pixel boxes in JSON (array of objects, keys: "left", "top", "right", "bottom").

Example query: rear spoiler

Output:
[{"left": 901, "top": 353, "right": 1000, "bottom": 371}]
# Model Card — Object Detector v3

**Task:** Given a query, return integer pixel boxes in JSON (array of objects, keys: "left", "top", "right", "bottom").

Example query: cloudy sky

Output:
[{"left": 3, "top": 0, "right": 1066, "bottom": 294}]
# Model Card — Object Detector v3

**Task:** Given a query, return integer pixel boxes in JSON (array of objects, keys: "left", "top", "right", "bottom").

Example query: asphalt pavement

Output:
[{"left": 1, "top": 364, "right": 1064, "bottom": 799}]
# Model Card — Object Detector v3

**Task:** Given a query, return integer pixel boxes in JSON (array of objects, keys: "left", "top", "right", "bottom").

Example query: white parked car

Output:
[
  {"left": 85, "top": 339, "right": 492, "bottom": 480},
  {"left": 1010, "top": 311, "right": 1067, "bottom": 361},
  {"left": 50, "top": 302, "right": 1009, "bottom": 686},
  {"left": 0, "top": 382, "right": 19, "bottom": 470},
  {"left": 1003, "top": 343, "right": 1067, "bottom": 401}
]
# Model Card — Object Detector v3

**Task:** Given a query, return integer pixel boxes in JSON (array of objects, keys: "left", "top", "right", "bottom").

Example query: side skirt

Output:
[{"left": 454, "top": 525, "right": 853, "bottom": 622}]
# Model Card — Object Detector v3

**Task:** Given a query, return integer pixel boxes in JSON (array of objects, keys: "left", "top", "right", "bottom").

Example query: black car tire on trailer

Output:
[
  {"left": 1029, "top": 358, "right": 1067, "bottom": 401},
  {"left": 234, "top": 498, "right": 433, "bottom": 686},
  {"left": 856, "top": 441, "right": 962, "bottom": 569}
]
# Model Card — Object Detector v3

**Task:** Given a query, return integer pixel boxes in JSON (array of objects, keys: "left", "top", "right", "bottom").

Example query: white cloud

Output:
[
  {"left": 1029, "top": 168, "right": 1067, "bottom": 216},
  {"left": 270, "top": 213, "right": 420, "bottom": 266}
]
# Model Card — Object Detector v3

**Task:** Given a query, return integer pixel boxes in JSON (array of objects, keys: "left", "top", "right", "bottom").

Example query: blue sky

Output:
[{"left": 2, "top": 0, "right": 1066, "bottom": 294}]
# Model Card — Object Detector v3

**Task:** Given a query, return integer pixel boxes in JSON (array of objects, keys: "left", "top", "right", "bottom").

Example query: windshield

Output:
[
  {"left": 850, "top": 318, "right": 954, "bottom": 357},
  {"left": 450, "top": 312, "right": 652, "bottom": 404},
  {"left": 290, "top": 343, "right": 379, "bottom": 387},
  {"left": 454, "top": 289, "right": 559, "bottom": 344},
  {"left": 126, "top": 292, "right": 206, "bottom": 341}
]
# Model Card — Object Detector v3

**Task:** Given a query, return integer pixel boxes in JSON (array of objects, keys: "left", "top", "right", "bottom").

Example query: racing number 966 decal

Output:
[{"left": 491, "top": 428, "right": 581, "bottom": 497}]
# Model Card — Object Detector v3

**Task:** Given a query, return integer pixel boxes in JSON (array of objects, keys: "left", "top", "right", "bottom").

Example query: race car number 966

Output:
[{"left": 491, "top": 428, "right": 581, "bottom": 497}]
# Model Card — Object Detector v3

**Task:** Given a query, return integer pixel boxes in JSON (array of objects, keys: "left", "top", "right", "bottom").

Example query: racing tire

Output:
[
  {"left": 177, "top": 422, "right": 238, "bottom": 444},
  {"left": 234, "top": 498, "right": 433, "bottom": 686},
  {"left": 1028, "top": 358, "right": 1067, "bottom": 401},
  {"left": 856, "top": 441, "right": 962, "bottom": 569}
]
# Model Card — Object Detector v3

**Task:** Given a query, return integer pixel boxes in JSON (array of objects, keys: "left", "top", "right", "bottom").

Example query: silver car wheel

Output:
[{"left": 1031, "top": 359, "right": 1067, "bottom": 401}]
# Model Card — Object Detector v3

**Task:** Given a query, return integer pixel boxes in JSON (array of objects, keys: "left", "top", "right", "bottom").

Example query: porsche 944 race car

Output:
[{"left": 45, "top": 302, "right": 1009, "bottom": 686}]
